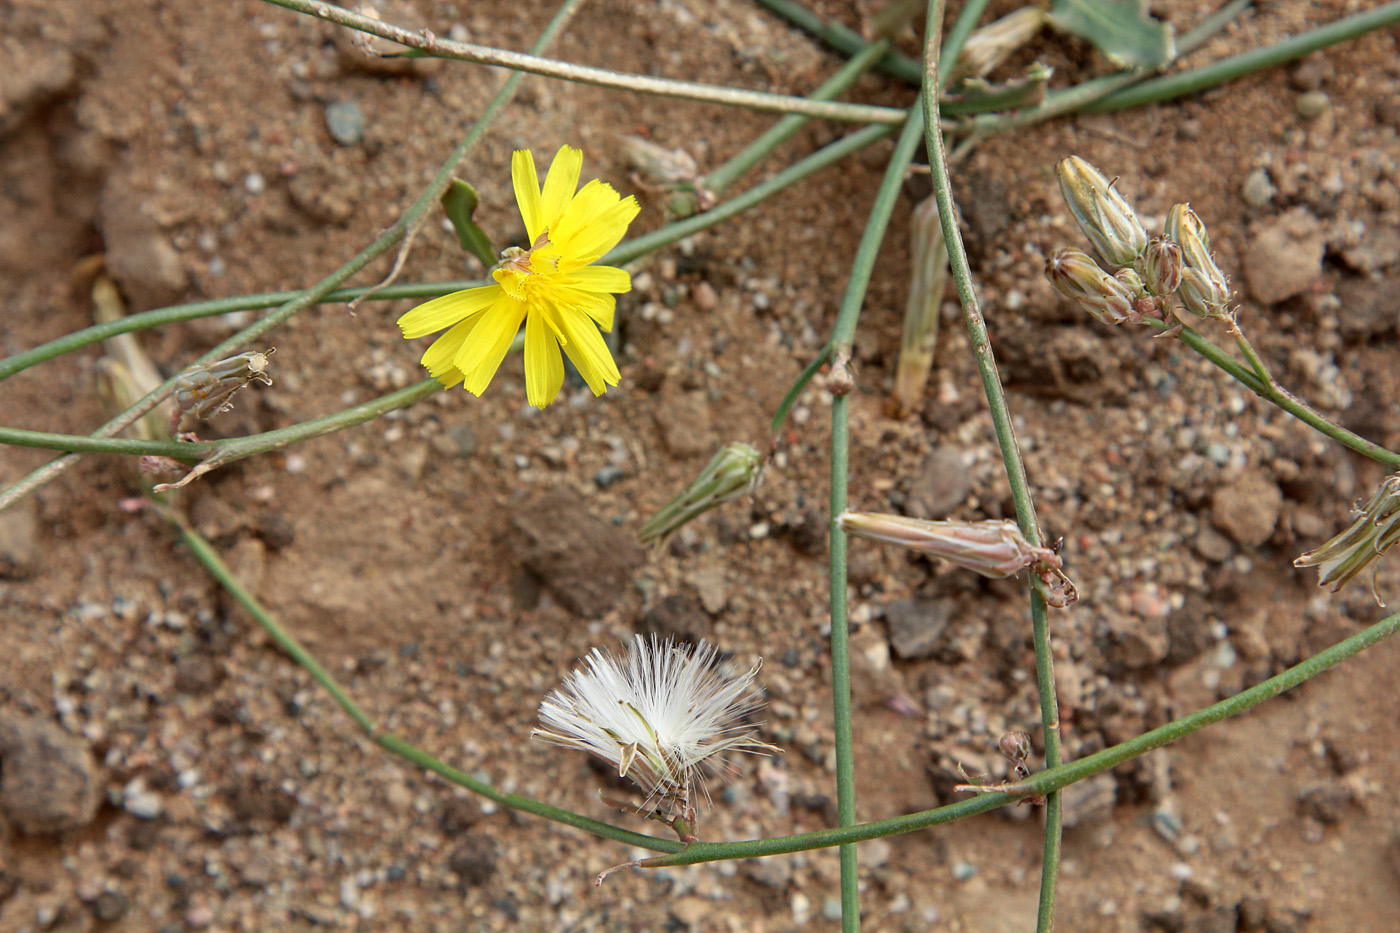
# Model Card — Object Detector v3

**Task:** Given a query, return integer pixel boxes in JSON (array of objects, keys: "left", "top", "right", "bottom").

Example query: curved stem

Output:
[
  {"left": 162, "top": 506, "right": 683, "bottom": 854},
  {"left": 921, "top": 2, "right": 1062, "bottom": 928},
  {"left": 0, "top": 1, "right": 585, "bottom": 511},
  {"left": 1163, "top": 322, "right": 1400, "bottom": 469},
  {"left": 259, "top": 0, "right": 906, "bottom": 125},
  {"left": 634, "top": 606, "right": 1400, "bottom": 865}
]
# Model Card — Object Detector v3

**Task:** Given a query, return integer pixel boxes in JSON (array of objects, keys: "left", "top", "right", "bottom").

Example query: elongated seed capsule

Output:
[
  {"left": 895, "top": 196, "right": 949, "bottom": 410},
  {"left": 837, "top": 511, "right": 1059, "bottom": 577}
]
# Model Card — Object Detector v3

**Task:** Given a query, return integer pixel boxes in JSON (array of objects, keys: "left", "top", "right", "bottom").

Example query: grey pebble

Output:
[
  {"left": 821, "top": 897, "right": 844, "bottom": 921},
  {"left": 951, "top": 861, "right": 977, "bottom": 881},
  {"left": 593, "top": 465, "right": 625, "bottom": 488},
  {"left": 325, "top": 100, "right": 367, "bottom": 146}
]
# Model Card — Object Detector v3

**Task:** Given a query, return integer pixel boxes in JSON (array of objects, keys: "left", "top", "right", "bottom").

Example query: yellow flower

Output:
[{"left": 398, "top": 146, "right": 639, "bottom": 408}]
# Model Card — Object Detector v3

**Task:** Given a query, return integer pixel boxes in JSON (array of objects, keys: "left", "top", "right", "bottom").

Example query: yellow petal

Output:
[
  {"left": 550, "top": 286, "right": 616, "bottom": 332},
  {"left": 398, "top": 285, "right": 500, "bottom": 339},
  {"left": 555, "top": 193, "right": 641, "bottom": 269},
  {"left": 539, "top": 145, "right": 583, "bottom": 234},
  {"left": 512, "top": 150, "right": 544, "bottom": 242},
  {"left": 454, "top": 297, "right": 527, "bottom": 396},
  {"left": 421, "top": 316, "right": 481, "bottom": 381},
  {"left": 556, "top": 306, "right": 619, "bottom": 395},
  {"left": 558, "top": 265, "right": 631, "bottom": 294},
  {"left": 524, "top": 308, "right": 566, "bottom": 408}
]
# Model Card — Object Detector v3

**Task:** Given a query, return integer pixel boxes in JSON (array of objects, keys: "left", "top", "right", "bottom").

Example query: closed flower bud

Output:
[
  {"left": 1294, "top": 474, "right": 1400, "bottom": 599},
  {"left": 838, "top": 511, "right": 1060, "bottom": 579},
  {"left": 1046, "top": 248, "right": 1133, "bottom": 325},
  {"left": 1055, "top": 156, "right": 1147, "bottom": 269},
  {"left": 1164, "top": 203, "right": 1231, "bottom": 318},
  {"left": 639, "top": 442, "right": 762, "bottom": 544},
  {"left": 1143, "top": 235, "right": 1183, "bottom": 296},
  {"left": 999, "top": 731, "right": 1032, "bottom": 763}
]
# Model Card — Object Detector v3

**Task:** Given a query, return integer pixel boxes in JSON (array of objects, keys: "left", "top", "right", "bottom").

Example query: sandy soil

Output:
[{"left": 1, "top": 1, "right": 1399, "bottom": 931}]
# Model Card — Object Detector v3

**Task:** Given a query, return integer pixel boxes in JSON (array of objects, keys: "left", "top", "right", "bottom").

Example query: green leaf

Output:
[
  {"left": 1047, "top": 0, "right": 1175, "bottom": 70},
  {"left": 439, "top": 179, "right": 495, "bottom": 268}
]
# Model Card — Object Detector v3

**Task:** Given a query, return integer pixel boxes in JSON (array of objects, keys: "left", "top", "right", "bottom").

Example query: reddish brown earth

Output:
[{"left": 2, "top": 1, "right": 1399, "bottom": 931}]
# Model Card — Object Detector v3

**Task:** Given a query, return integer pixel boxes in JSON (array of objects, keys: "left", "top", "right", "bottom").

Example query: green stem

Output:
[
  {"left": 0, "top": 1, "right": 585, "bottom": 510},
  {"left": 261, "top": 0, "right": 906, "bottom": 125},
  {"left": 1163, "top": 322, "right": 1400, "bottom": 469},
  {"left": 921, "top": 2, "right": 1061, "bottom": 928},
  {"left": 704, "top": 39, "right": 891, "bottom": 196},
  {"left": 2, "top": 121, "right": 892, "bottom": 387},
  {"left": 769, "top": 344, "right": 831, "bottom": 438},
  {"left": 0, "top": 379, "right": 441, "bottom": 462},
  {"left": 1085, "top": 2, "right": 1400, "bottom": 113},
  {"left": 750, "top": 0, "right": 924, "bottom": 84},
  {"left": 633, "top": 607, "right": 1400, "bottom": 865},
  {"left": 162, "top": 506, "right": 683, "bottom": 853}
]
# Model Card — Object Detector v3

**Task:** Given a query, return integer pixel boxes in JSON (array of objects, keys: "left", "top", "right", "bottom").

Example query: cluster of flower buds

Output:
[
  {"left": 1294, "top": 474, "right": 1400, "bottom": 601},
  {"left": 638, "top": 442, "right": 762, "bottom": 545},
  {"left": 1048, "top": 156, "right": 1232, "bottom": 327}
]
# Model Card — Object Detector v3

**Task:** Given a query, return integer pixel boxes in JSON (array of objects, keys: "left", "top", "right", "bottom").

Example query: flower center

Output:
[{"left": 492, "top": 231, "right": 557, "bottom": 301}]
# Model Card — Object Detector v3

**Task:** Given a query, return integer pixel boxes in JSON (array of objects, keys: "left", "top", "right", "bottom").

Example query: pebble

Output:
[
  {"left": 507, "top": 490, "right": 643, "bottom": 617},
  {"left": 1243, "top": 209, "right": 1326, "bottom": 305},
  {"left": 244, "top": 172, "right": 266, "bottom": 194},
  {"left": 325, "top": 100, "right": 366, "bottom": 146},
  {"left": 1241, "top": 168, "right": 1275, "bottom": 208},
  {"left": 0, "top": 713, "right": 103, "bottom": 835},
  {"left": 593, "top": 464, "right": 625, "bottom": 488},
  {"left": 821, "top": 897, "right": 843, "bottom": 921},
  {"left": 951, "top": 861, "right": 977, "bottom": 881},
  {"left": 882, "top": 596, "right": 953, "bottom": 661},
  {"left": 1210, "top": 472, "right": 1283, "bottom": 548},
  {"left": 0, "top": 498, "right": 38, "bottom": 579},
  {"left": 1294, "top": 90, "right": 1329, "bottom": 119}
]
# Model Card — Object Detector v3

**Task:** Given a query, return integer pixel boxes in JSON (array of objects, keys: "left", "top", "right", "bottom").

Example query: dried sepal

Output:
[{"left": 172, "top": 349, "right": 275, "bottom": 433}]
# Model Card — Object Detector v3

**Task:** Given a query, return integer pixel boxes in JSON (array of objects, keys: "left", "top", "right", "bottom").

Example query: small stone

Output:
[
  {"left": 636, "top": 594, "right": 712, "bottom": 644},
  {"left": 1211, "top": 472, "right": 1283, "bottom": 548},
  {"left": 244, "top": 172, "right": 266, "bottom": 194},
  {"left": 325, "top": 100, "right": 366, "bottom": 146},
  {"left": 1061, "top": 773, "right": 1117, "bottom": 828},
  {"left": 434, "top": 423, "right": 478, "bottom": 458},
  {"left": 1194, "top": 525, "right": 1234, "bottom": 563},
  {"left": 124, "top": 789, "right": 164, "bottom": 820},
  {"left": 951, "top": 861, "right": 977, "bottom": 882},
  {"left": 882, "top": 597, "right": 953, "bottom": 661},
  {"left": 1188, "top": 906, "right": 1240, "bottom": 933},
  {"left": 90, "top": 890, "right": 130, "bottom": 923},
  {"left": 0, "top": 714, "right": 102, "bottom": 835},
  {"left": 653, "top": 391, "right": 714, "bottom": 457},
  {"left": 507, "top": 490, "right": 643, "bottom": 617},
  {"left": 1294, "top": 91, "right": 1329, "bottom": 120},
  {"left": 1241, "top": 169, "right": 1275, "bottom": 208},
  {"left": 906, "top": 447, "right": 970, "bottom": 518},
  {"left": 288, "top": 165, "right": 355, "bottom": 225},
  {"left": 1376, "top": 96, "right": 1400, "bottom": 129},
  {"left": 741, "top": 857, "right": 792, "bottom": 889},
  {"left": 0, "top": 498, "right": 38, "bottom": 579},
  {"left": 99, "top": 185, "right": 189, "bottom": 309},
  {"left": 448, "top": 834, "right": 497, "bottom": 891},
  {"left": 593, "top": 464, "right": 625, "bottom": 488},
  {"left": 688, "top": 567, "right": 728, "bottom": 615},
  {"left": 1296, "top": 783, "right": 1353, "bottom": 824},
  {"left": 1243, "top": 209, "right": 1326, "bottom": 306},
  {"left": 821, "top": 897, "right": 843, "bottom": 921},
  {"left": 174, "top": 655, "right": 224, "bottom": 696}
]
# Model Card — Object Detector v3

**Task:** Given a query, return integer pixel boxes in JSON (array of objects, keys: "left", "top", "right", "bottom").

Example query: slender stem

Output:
[
  {"left": 260, "top": 0, "right": 906, "bottom": 125},
  {"left": 769, "top": 344, "right": 831, "bottom": 438},
  {"left": 922, "top": 2, "right": 1062, "bottom": 928},
  {"left": 1162, "top": 322, "right": 1400, "bottom": 469},
  {"left": 1227, "top": 320, "right": 1275, "bottom": 385},
  {"left": 704, "top": 39, "right": 891, "bottom": 196},
  {"left": 634, "top": 607, "right": 1400, "bottom": 865},
  {"left": 162, "top": 505, "right": 683, "bottom": 853},
  {"left": 1085, "top": 2, "right": 1400, "bottom": 113},
  {"left": 3, "top": 121, "right": 892, "bottom": 387},
  {"left": 0, "top": 1, "right": 584, "bottom": 511},
  {"left": 752, "top": 0, "right": 924, "bottom": 84}
]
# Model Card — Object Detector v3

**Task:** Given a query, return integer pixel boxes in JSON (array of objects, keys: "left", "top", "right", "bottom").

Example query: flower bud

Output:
[
  {"left": 1164, "top": 203, "right": 1230, "bottom": 318},
  {"left": 1143, "top": 235, "right": 1183, "bottom": 296},
  {"left": 895, "top": 196, "right": 949, "bottom": 411},
  {"left": 952, "top": 7, "right": 1047, "bottom": 81},
  {"left": 1055, "top": 156, "right": 1147, "bottom": 269},
  {"left": 999, "top": 731, "right": 1032, "bottom": 763},
  {"left": 639, "top": 443, "right": 762, "bottom": 544},
  {"left": 837, "top": 512, "right": 1060, "bottom": 579},
  {"left": 1045, "top": 248, "right": 1133, "bottom": 325},
  {"left": 1294, "top": 474, "right": 1400, "bottom": 598}
]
